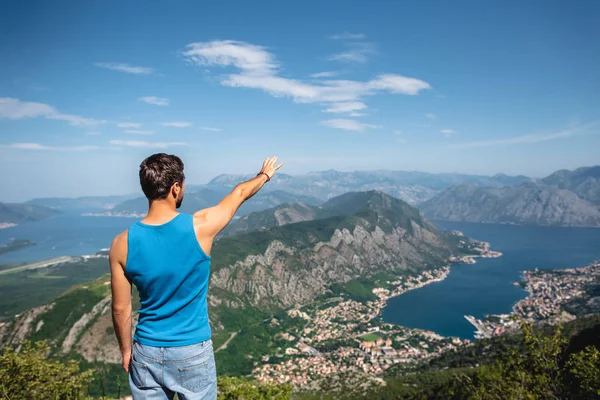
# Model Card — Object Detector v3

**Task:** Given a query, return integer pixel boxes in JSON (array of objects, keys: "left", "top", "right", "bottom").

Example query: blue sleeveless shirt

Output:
[{"left": 125, "top": 213, "right": 212, "bottom": 347}]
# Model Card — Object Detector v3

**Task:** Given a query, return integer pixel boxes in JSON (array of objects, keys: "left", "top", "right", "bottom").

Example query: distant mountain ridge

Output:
[
  {"left": 541, "top": 166, "right": 600, "bottom": 206},
  {"left": 421, "top": 166, "right": 600, "bottom": 227},
  {"left": 208, "top": 169, "right": 529, "bottom": 205},
  {"left": 0, "top": 202, "right": 59, "bottom": 226}
]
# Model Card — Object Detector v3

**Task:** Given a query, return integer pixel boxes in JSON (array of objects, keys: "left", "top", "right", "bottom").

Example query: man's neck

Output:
[{"left": 143, "top": 200, "right": 179, "bottom": 224}]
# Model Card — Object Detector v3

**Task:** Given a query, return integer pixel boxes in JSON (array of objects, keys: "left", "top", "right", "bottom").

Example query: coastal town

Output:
[
  {"left": 250, "top": 242, "right": 503, "bottom": 390},
  {"left": 466, "top": 261, "right": 600, "bottom": 338}
]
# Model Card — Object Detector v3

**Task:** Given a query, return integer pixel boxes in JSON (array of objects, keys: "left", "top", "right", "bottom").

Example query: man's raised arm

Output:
[{"left": 193, "top": 156, "right": 283, "bottom": 255}]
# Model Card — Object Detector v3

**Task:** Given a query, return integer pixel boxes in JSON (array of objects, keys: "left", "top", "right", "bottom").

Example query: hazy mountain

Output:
[
  {"left": 541, "top": 166, "right": 600, "bottom": 206},
  {"left": 0, "top": 202, "right": 60, "bottom": 225},
  {"left": 420, "top": 183, "right": 600, "bottom": 227},
  {"left": 0, "top": 191, "right": 474, "bottom": 363},
  {"left": 25, "top": 194, "right": 139, "bottom": 212},
  {"left": 106, "top": 188, "right": 321, "bottom": 217},
  {"left": 207, "top": 170, "right": 530, "bottom": 205}
]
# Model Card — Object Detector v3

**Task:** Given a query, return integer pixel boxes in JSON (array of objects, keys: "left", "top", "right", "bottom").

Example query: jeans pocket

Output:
[
  {"left": 130, "top": 356, "right": 149, "bottom": 388},
  {"left": 178, "top": 360, "right": 214, "bottom": 393}
]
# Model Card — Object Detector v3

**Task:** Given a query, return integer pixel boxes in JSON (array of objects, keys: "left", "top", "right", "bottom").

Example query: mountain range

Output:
[
  {"left": 67, "top": 169, "right": 530, "bottom": 218},
  {"left": 422, "top": 166, "right": 600, "bottom": 227}
]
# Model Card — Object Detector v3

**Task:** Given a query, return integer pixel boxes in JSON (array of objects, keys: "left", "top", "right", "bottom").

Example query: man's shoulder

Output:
[{"left": 110, "top": 229, "right": 129, "bottom": 253}]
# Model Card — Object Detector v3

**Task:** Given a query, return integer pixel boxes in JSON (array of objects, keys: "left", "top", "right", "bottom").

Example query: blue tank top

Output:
[{"left": 125, "top": 213, "right": 212, "bottom": 347}]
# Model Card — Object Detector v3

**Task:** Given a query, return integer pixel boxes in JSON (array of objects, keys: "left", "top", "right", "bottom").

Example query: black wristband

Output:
[{"left": 257, "top": 172, "right": 270, "bottom": 182}]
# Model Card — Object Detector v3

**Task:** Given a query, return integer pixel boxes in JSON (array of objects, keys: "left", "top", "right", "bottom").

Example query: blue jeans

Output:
[{"left": 129, "top": 339, "right": 217, "bottom": 400}]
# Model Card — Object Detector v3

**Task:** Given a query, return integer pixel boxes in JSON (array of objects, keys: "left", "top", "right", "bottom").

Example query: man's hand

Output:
[
  {"left": 122, "top": 351, "right": 131, "bottom": 373},
  {"left": 259, "top": 156, "right": 284, "bottom": 180}
]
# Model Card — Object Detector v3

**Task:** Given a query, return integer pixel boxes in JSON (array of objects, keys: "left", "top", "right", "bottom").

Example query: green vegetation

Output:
[
  {"left": 0, "top": 340, "right": 292, "bottom": 400},
  {"left": 0, "top": 341, "right": 92, "bottom": 399},
  {"left": 29, "top": 277, "right": 110, "bottom": 345},
  {"left": 0, "top": 258, "right": 109, "bottom": 322},
  {"left": 360, "top": 332, "right": 383, "bottom": 342},
  {"left": 218, "top": 376, "right": 291, "bottom": 399}
]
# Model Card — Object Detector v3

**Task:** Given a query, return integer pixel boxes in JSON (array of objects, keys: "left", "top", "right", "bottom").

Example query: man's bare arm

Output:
[
  {"left": 109, "top": 231, "right": 133, "bottom": 373},
  {"left": 194, "top": 156, "right": 283, "bottom": 255}
]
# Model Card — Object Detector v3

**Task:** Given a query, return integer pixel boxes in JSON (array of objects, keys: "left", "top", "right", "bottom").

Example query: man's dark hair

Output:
[{"left": 139, "top": 153, "right": 185, "bottom": 201}]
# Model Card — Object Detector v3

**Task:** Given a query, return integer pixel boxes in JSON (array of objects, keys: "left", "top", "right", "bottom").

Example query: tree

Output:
[
  {"left": 0, "top": 341, "right": 93, "bottom": 399},
  {"left": 217, "top": 376, "right": 292, "bottom": 400}
]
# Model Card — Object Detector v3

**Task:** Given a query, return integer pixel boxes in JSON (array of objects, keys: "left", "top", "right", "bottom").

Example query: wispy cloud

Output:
[
  {"left": 310, "top": 71, "right": 339, "bottom": 78},
  {"left": 109, "top": 140, "right": 187, "bottom": 149},
  {"left": 124, "top": 130, "right": 154, "bottom": 135},
  {"left": 117, "top": 122, "right": 142, "bottom": 128},
  {"left": 161, "top": 122, "right": 192, "bottom": 128},
  {"left": 85, "top": 131, "right": 101, "bottom": 136},
  {"left": 321, "top": 119, "right": 380, "bottom": 131},
  {"left": 330, "top": 32, "right": 366, "bottom": 40},
  {"left": 324, "top": 101, "right": 367, "bottom": 114},
  {"left": 328, "top": 43, "right": 376, "bottom": 64},
  {"left": 441, "top": 129, "right": 456, "bottom": 137},
  {"left": 425, "top": 113, "right": 436, "bottom": 120},
  {"left": 200, "top": 126, "right": 222, "bottom": 132},
  {"left": 95, "top": 62, "right": 155, "bottom": 75},
  {"left": 139, "top": 96, "right": 169, "bottom": 106},
  {"left": 182, "top": 40, "right": 430, "bottom": 118},
  {"left": 0, "top": 97, "right": 104, "bottom": 126},
  {"left": 450, "top": 123, "right": 599, "bottom": 149},
  {"left": 2, "top": 142, "right": 99, "bottom": 151}
]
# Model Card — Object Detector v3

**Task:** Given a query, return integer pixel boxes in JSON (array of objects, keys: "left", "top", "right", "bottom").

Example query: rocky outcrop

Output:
[
  {"left": 211, "top": 219, "right": 451, "bottom": 311},
  {"left": 0, "top": 303, "right": 55, "bottom": 348},
  {"left": 61, "top": 296, "right": 111, "bottom": 353}
]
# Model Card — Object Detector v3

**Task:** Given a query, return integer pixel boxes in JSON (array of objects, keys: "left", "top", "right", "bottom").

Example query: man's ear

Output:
[{"left": 171, "top": 182, "right": 180, "bottom": 199}]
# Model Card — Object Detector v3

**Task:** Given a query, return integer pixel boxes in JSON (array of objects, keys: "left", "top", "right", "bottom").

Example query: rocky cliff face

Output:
[{"left": 420, "top": 183, "right": 600, "bottom": 227}]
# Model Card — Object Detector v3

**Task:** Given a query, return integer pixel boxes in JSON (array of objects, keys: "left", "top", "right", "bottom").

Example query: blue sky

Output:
[{"left": 1, "top": 0, "right": 599, "bottom": 201}]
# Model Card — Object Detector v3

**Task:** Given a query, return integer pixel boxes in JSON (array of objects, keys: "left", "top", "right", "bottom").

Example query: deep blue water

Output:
[
  {"left": 0, "top": 214, "right": 136, "bottom": 264},
  {"left": 382, "top": 221, "right": 600, "bottom": 339}
]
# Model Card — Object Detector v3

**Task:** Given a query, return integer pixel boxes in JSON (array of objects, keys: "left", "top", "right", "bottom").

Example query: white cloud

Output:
[
  {"left": 441, "top": 129, "right": 456, "bottom": 137},
  {"left": 367, "top": 74, "right": 432, "bottom": 95},
  {"left": 425, "top": 113, "right": 436, "bottom": 120},
  {"left": 324, "top": 102, "right": 367, "bottom": 114},
  {"left": 109, "top": 140, "right": 188, "bottom": 149},
  {"left": 124, "top": 130, "right": 154, "bottom": 135},
  {"left": 397, "top": 138, "right": 408, "bottom": 143},
  {"left": 0, "top": 97, "right": 104, "bottom": 126},
  {"left": 328, "top": 42, "right": 377, "bottom": 64},
  {"left": 310, "top": 71, "right": 339, "bottom": 78},
  {"left": 86, "top": 131, "right": 101, "bottom": 136},
  {"left": 161, "top": 122, "right": 192, "bottom": 128},
  {"left": 182, "top": 40, "right": 431, "bottom": 115},
  {"left": 183, "top": 40, "right": 278, "bottom": 75},
  {"left": 348, "top": 112, "right": 366, "bottom": 117},
  {"left": 321, "top": 119, "right": 381, "bottom": 131},
  {"left": 95, "top": 63, "right": 155, "bottom": 75},
  {"left": 117, "top": 122, "right": 142, "bottom": 128},
  {"left": 450, "top": 123, "right": 599, "bottom": 149},
  {"left": 139, "top": 96, "right": 169, "bottom": 106},
  {"left": 3, "top": 142, "right": 99, "bottom": 151},
  {"left": 394, "top": 130, "right": 403, "bottom": 135},
  {"left": 330, "top": 32, "right": 366, "bottom": 40},
  {"left": 200, "top": 126, "right": 222, "bottom": 132}
]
